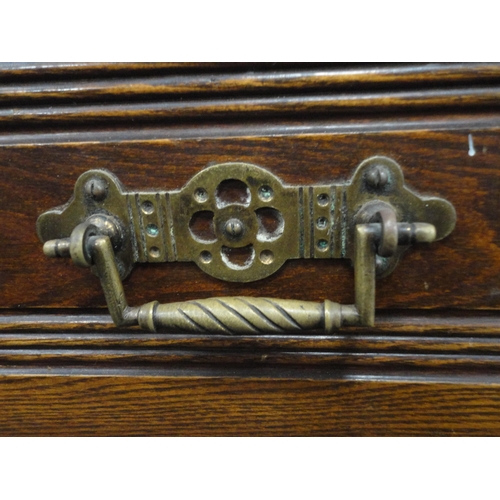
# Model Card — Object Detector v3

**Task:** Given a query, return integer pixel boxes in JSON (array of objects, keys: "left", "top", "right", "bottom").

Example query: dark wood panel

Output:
[
  {"left": 1, "top": 128, "right": 498, "bottom": 311},
  {"left": 0, "top": 375, "right": 499, "bottom": 436}
]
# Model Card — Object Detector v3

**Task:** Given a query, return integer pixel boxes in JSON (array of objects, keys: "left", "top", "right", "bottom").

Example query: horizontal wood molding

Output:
[
  {"left": 0, "top": 63, "right": 499, "bottom": 130},
  {"left": 0, "top": 342, "right": 499, "bottom": 372},
  {"left": 2, "top": 310, "right": 500, "bottom": 334},
  {"left": 0, "top": 311, "right": 500, "bottom": 373},
  {"left": 1, "top": 64, "right": 499, "bottom": 101},
  {"left": 2, "top": 87, "right": 500, "bottom": 127},
  {"left": 2, "top": 349, "right": 500, "bottom": 370},
  {"left": 2, "top": 331, "right": 500, "bottom": 353},
  {"left": 0, "top": 63, "right": 344, "bottom": 80},
  {"left": 1, "top": 113, "right": 500, "bottom": 146}
]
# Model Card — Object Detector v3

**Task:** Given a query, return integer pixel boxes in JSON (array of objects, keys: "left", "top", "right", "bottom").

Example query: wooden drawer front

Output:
[{"left": 1, "top": 63, "right": 500, "bottom": 435}]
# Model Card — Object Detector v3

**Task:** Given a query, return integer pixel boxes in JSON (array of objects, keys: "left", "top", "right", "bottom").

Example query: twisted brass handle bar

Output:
[{"left": 44, "top": 220, "right": 435, "bottom": 333}]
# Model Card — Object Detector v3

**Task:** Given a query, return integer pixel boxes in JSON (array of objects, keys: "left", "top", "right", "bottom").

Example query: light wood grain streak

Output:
[
  {"left": 0, "top": 62, "right": 493, "bottom": 79},
  {"left": 0, "top": 63, "right": 266, "bottom": 79}
]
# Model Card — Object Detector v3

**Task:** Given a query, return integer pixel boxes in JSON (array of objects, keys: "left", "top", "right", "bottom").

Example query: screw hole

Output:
[
  {"left": 146, "top": 224, "right": 159, "bottom": 237},
  {"left": 317, "top": 193, "right": 329, "bottom": 206},
  {"left": 258, "top": 185, "right": 274, "bottom": 201},
  {"left": 317, "top": 239, "right": 328, "bottom": 251},
  {"left": 200, "top": 251, "right": 213, "bottom": 264},
  {"left": 259, "top": 250, "right": 274, "bottom": 265},
  {"left": 194, "top": 188, "right": 208, "bottom": 203},
  {"left": 141, "top": 201, "right": 154, "bottom": 214},
  {"left": 316, "top": 217, "right": 328, "bottom": 229},
  {"left": 149, "top": 247, "right": 160, "bottom": 258}
]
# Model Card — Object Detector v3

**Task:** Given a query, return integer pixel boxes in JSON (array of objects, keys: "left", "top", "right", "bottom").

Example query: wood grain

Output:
[
  {"left": 0, "top": 62, "right": 332, "bottom": 80},
  {"left": 2, "top": 310, "right": 500, "bottom": 335},
  {"left": 2, "top": 87, "right": 500, "bottom": 126},
  {"left": 0, "top": 375, "right": 499, "bottom": 436},
  {"left": 2, "top": 332, "right": 500, "bottom": 354},
  {"left": 0, "top": 63, "right": 499, "bottom": 131},
  {"left": 1, "top": 63, "right": 499, "bottom": 436},
  {"left": 1, "top": 310, "right": 500, "bottom": 372},
  {"left": 1, "top": 64, "right": 499, "bottom": 104},
  {"left": 0, "top": 348, "right": 500, "bottom": 372},
  {"left": 1, "top": 112, "right": 499, "bottom": 145},
  {"left": 0, "top": 63, "right": 284, "bottom": 84}
]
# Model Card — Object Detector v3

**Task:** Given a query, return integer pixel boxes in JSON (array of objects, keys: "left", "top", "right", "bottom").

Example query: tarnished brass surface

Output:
[
  {"left": 40, "top": 215, "right": 438, "bottom": 334},
  {"left": 57, "top": 224, "right": 368, "bottom": 333},
  {"left": 37, "top": 156, "right": 455, "bottom": 333},
  {"left": 37, "top": 156, "right": 456, "bottom": 282}
]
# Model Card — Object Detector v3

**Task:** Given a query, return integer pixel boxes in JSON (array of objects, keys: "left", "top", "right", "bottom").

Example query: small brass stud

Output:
[
  {"left": 84, "top": 178, "right": 107, "bottom": 201},
  {"left": 366, "top": 165, "right": 389, "bottom": 189},
  {"left": 224, "top": 218, "right": 244, "bottom": 238}
]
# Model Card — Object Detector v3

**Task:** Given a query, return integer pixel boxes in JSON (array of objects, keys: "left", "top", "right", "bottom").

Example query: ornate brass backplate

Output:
[{"left": 37, "top": 156, "right": 456, "bottom": 283}]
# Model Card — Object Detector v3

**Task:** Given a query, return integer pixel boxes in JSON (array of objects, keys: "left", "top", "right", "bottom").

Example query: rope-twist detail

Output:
[{"left": 138, "top": 297, "right": 340, "bottom": 334}]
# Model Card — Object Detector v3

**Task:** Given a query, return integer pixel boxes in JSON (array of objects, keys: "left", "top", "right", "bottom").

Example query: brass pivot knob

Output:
[
  {"left": 43, "top": 214, "right": 122, "bottom": 267},
  {"left": 224, "top": 218, "right": 244, "bottom": 238}
]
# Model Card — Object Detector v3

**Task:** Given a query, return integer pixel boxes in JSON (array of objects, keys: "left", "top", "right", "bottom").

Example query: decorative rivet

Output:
[
  {"left": 85, "top": 178, "right": 107, "bottom": 201},
  {"left": 200, "top": 251, "right": 213, "bottom": 264},
  {"left": 258, "top": 185, "right": 273, "bottom": 201},
  {"left": 317, "top": 193, "right": 329, "bottom": 206},
  {"left": 149, "top": 246, "right": 160, "bottom": 258},
  {"left": 224, "top": 218, "right": 244, "bottom": 238},
  {"left": 146, "top": 224, "right": 159, "bottom": 237},
  {"left": 316, "top": 217, "right": 328, "bottom": 229},
  {"left": 141, "top": 201, "right": 154, "bottom": 214},
  {"left": 194, "top": 188, "right": 208, "bottom": 203},
  {"left": 317, "top": 239, "right": 328, "bottom": 251},
  {"left": 366, "top": 165, "right": 389, "bottom": 189},
  {"left": 260, "top": 250, "right": 274, "bottom": 265}
]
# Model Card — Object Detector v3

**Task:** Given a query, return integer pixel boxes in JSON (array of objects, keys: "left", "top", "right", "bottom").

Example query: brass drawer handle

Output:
[
  {"left": 43, "top": 218, "right": 434, "bottom": 333},
  {"left": 37, "top": 156, "right": 455, "bottom": 333}
]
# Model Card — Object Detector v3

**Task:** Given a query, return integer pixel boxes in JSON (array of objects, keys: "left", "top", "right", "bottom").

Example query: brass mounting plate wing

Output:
[{"left": 36, "top": 156, "right": 456, "bottom": 283}]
